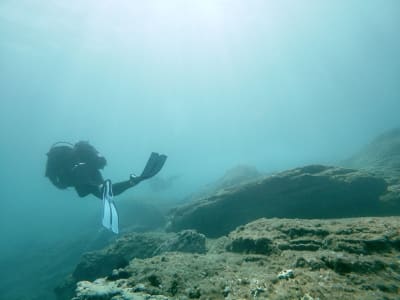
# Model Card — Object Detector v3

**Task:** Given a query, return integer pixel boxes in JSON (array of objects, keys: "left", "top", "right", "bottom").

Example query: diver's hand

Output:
[{"left": 129, "top": 174, "right": 143, "bottom": 186}]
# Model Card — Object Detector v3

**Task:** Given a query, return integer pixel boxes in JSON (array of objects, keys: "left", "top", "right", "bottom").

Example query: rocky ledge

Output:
[
  {"left": 166, "top": 165, "right": 396, "bottom": 237},
  {"left": 69, "top": 217, "right": 400, "bottom": 300},
  {"left": 56, "top": 230, "right": 206, "bottom": 300}
]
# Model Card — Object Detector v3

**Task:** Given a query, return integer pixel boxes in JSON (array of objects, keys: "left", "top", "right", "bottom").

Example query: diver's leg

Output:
[
  {"left": 91, "top": 186, "right": 102, "bottom": 199},
  {"left": 112, "top": 176, "right": 142, "bottom": 196},
  {"left": 75, "top": 185, "right": 91, "bottom": 198},
  {"left": 112, "top": 180, "right": 133, "bottom": 196},
  {"left": 75, "top": 185, "right": 102, "bottom": 199}
]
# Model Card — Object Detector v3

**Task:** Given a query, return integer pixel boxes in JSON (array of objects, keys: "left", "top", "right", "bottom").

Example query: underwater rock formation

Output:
[
  {"left": 71, "top": 217, "right": 400, "bottom": 300},
  {"left": 72, "top": 279, "right": 170, "bottom": 300},
  {"left": 342, "top": 128, "right": 400, "bottom": 209},
  {"left": 62, "top": 130, "right": 400, "bottom": 299},
  {"left": 167, "top": 165, "right": 391, "bottom": 237},
  {"left": 342, "top": 127, "right": 400, "bottom": 183},
  {"left": 55, "top": 232, "right": 171, "bottom": 299},
  {"left": 75, "top": 232, "right": 171, "bottom": 279},
  {"left": 153, "top": 230, "right": 206, "bottom": 256},
  {"left": 56, "top": 230, "right": 206, "bottom": 300},
  {"left": 227, "top": 217, "right": 400, "bottom": 257}
]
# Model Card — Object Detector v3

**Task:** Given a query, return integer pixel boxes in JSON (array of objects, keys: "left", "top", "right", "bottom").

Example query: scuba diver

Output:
[{"left": 45, "top": 141, "right": 167, "bottom": 233}]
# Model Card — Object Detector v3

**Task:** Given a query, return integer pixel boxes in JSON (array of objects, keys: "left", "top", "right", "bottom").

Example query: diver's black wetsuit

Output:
[
  {"left": 45, "top": 141, "right": 139, "bottom": 199},
  {"left": 72, "top": 165, "right": 135, "bottom": 199}
]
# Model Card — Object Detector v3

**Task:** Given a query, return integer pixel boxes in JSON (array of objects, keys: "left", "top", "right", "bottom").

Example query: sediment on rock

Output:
[{"left": 71, "top": 217, "right": 400, "bottom": 300}]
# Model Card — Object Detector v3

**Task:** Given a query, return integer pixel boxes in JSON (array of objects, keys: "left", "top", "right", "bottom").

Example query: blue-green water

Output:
[{"left": 0, "top": 1, "right": 399, "bottom": 299}]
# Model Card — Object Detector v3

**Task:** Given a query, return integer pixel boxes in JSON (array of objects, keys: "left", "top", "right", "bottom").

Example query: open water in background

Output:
[{"left": 0, "top": 1, "right": 399, "bottom": 299}]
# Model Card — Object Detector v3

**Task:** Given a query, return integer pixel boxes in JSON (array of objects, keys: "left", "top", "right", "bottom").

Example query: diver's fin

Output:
[
  {"left": 101, "top": 180, "right": 119, "bottom": 234},
  {"left": 102, "top": 197, "right": 111, "bottom": 229},
  {"left": 110, "top": 201, "right": 119, "bottom": 234},
  {"left": 140, "top": 152, "right": 159, "bottom": 178},
  {"left": 151, "top": 154, "right": 167, "bottom": 176},
  {"left": 140, "top": 152, "right": 167, "bottom": 179}
]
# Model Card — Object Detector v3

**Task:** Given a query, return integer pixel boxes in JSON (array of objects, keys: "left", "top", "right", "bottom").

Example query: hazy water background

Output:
[{"left": 0, "top": 1, "right": 399, "bottom": 299}]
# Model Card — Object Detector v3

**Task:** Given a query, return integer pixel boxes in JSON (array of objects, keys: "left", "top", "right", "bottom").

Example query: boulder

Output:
[{"left": 166, "top": 165, "right": 389, "bottom": 237}]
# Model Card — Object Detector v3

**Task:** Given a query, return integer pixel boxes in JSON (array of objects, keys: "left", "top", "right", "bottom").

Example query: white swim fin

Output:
[
  {"left": 110, "top": 200, "right": 119, "bottom": 234},
  {"left": 102, "top": 195, "right": 111, "bottom": 229},
  {"left": 102, "top": 179, "right": 119, "bottom": 234}
]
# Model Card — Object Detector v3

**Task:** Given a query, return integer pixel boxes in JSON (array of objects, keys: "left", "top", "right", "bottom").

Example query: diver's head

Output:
[{"left": 74, "top": 141, "right": 107, "bottom": 169}]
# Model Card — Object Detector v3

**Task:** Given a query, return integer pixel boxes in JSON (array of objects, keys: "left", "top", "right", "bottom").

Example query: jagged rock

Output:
[
  {"left": 73, "top": 253, "right": 128, "bottom": 281},
  {"left": 73, "top": 232, "right": 171, "bottom": 281},
  {"left": 71, "top": 217, "right": 400, "bottom": 300},
  {"left": 226, "top": 217, "right": 400, "bottom": 276},
  {"left": 56, "top": 231, "right": 207, "bottom": 300},
  {"left": 227, "top": 217, "right": 400, "bottom": 255},
  {"left": 167, "top": 165, "right": 389, "bottom": 237},
  {"left": 153, "top": 230, "right": 206, "bottom": 255},
  {"left": 72, "top": 279, "right": 170, "bottom": 300},
  {"left": 56, "top": 232, "right": 171, "bottom": 300}
]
